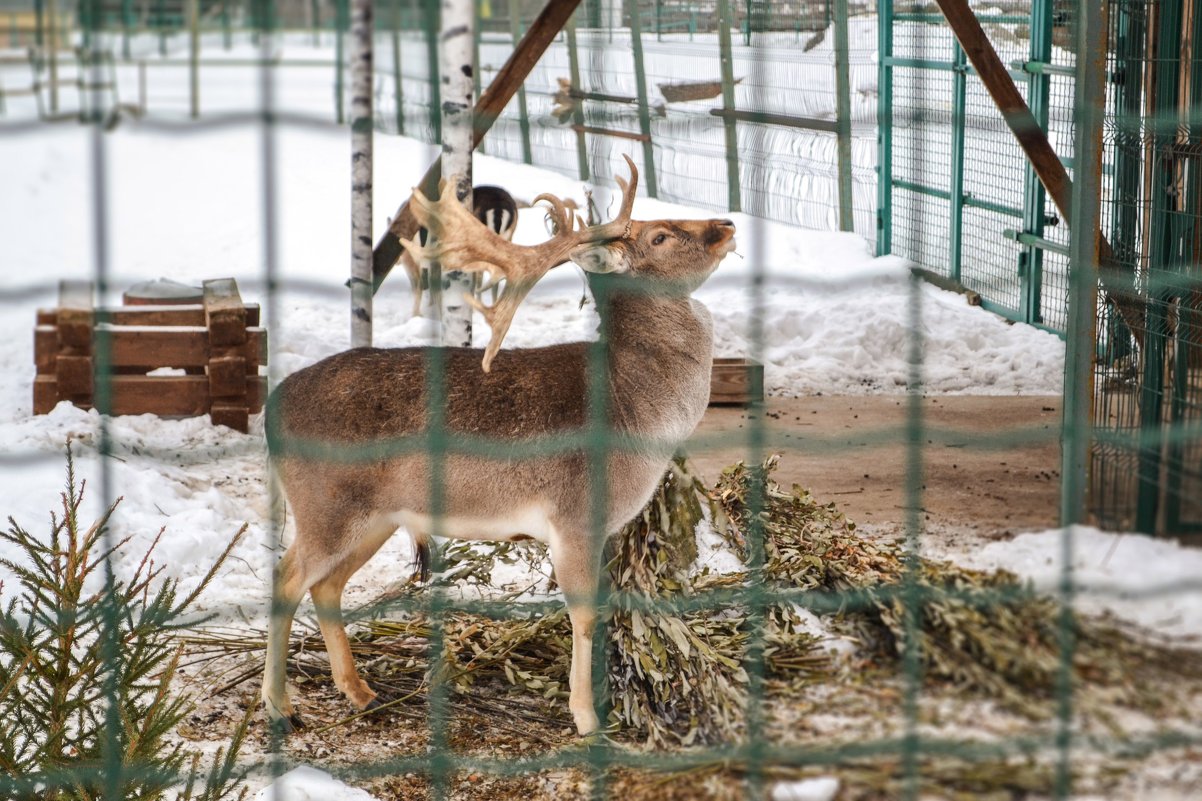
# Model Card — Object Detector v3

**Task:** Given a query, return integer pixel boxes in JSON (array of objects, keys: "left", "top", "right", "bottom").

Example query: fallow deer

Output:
[
  {"left": 261, "top": 156, "right": 736, "bottom": 735},
  {"left": 401, "top": 184, "right": 518, "bottom": 317}
]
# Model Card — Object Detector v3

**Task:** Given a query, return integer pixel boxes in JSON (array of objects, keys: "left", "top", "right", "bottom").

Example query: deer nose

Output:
[{"left": 717, "top": 219, "right": 734, "bottom": 227}]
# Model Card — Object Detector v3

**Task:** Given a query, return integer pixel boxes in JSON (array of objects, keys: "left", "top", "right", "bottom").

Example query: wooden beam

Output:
[
  {"left": 932, "top": 0, "right": 1146, "bottom": 338},
  {"left": 372, "top": 0, "right": 585, "bottom": 293}
]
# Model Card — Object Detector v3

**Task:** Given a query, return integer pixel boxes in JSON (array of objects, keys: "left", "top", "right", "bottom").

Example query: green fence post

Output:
[
  {"left": 311, "top": 0, "right": 321, "bottom": 46},
  {"left": 1137, "top": 0, "right": 1185, "bottom": 533},
  {"left": 157, "top": 0, "right": 167, "bottom": 56},
  {"left": 335, "top": 0, "right": 348, "bottom": 125},
  {"left": 121, "top": 0, "right": 132, "bottom": 59},
  {"left": 947, "top": 42, "right": 966, "bottom": 281},
  {"left": 716, "top": 0, "right": 740, "bottom": 212},
  {"left": 222, "top": 0, "right": 231, "bottom": 49},
  {"left": 875, "top": 0, "right": 893, "bottom": 254},
  {"left": 34, "top": 0, "right": 44, "bottom": 50},
  {"left": 1018, "top": 0, "right": 1052, "bottom": 324},
  {"left": 508, "top": 0, "right": 532, "bottom": 164},
  {"left": 565, "top": 11, "right": 589, "bottom": 181},
  {"left": 1163, "top": 1, "right": 1202, "bottom": 533},
  {"left": 833, "top": 0, "right": 853, "bottom": 232},
  {"left": 188, "top": 0, "right": 199, "bottom": 118},
  {"left": 424, "top": 0, "right": 441, "bottom": 143},
  {"left": 628, "top": 0, "right": 658, "bottom": 198},
  {"left": 392, "top": 0, "right": 405, "bottom": 136}
]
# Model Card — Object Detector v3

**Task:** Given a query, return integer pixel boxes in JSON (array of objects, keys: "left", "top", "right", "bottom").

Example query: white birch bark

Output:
[
  {"left": 349, "top": 0, "right": 374, "bottom": 348},
  {"left": 437, "top": 0, "right": 474, "bottom": 348}
]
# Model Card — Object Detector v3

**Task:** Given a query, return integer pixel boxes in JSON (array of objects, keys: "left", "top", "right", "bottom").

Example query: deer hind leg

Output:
[
  {"left": 261, "top": 546, "right": 310, "bottom": 731},
  {"left": 550, "top": 525, "right": 603, "bottom": 735},
  {"left": 310, "top": 515, "right": 399, "bottom": 711}
]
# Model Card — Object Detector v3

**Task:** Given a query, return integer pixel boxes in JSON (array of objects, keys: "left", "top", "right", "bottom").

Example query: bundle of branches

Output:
[
  {"left": 606, "top": 458, "right": 829, "bottom": 748},
  {"left": 708, "top": 455, "right": 1202, "bottom": 717}
]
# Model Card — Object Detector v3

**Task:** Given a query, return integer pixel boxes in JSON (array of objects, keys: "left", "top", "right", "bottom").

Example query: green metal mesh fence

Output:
[{"left": 1, "top": 0, "right": 1201, "bottom": 798}]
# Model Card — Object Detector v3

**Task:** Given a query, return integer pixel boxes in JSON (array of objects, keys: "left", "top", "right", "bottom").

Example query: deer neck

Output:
[{"left": 590, "top": 276, "right": 714, "bottom": 438}]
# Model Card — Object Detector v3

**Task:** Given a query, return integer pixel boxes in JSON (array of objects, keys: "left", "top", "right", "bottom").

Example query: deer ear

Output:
[{"left": 569, "top": 243, "right": 630, "bottom": 274}]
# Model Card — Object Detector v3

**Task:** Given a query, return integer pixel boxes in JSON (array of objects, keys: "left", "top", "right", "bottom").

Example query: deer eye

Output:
[{"left": 652, "top": 233, "right": 668, "bottom": 246}]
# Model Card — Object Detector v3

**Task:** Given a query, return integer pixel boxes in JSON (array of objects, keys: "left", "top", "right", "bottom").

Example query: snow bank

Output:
[{"left": 959, "top": 526, "right": 1202, "bottom": 642}]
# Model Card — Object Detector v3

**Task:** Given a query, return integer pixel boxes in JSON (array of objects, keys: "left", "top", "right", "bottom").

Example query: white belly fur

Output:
[{"left": 374, "top": 505, "right": 552, "bottom": 544}]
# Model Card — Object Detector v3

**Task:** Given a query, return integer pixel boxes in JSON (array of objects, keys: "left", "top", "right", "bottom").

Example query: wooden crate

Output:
[
  {"left": 34, "top": 278, "right": 267, "bottom": 432},
  {"left": 709, "top": 357, "right": 764, "bottom": 406}
]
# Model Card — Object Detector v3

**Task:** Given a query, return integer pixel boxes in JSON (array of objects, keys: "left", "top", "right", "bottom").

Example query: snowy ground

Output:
[{"left": 1, "top": 31, "right": 1199, "bottom": 801}]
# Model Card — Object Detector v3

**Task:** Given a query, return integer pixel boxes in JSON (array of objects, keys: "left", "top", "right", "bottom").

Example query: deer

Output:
[
  {"left": 261, "top": 156, "right": 736, "bottom": 736},
  {"left": 401, "top": 184, "right": 518, "bottom": 317}
]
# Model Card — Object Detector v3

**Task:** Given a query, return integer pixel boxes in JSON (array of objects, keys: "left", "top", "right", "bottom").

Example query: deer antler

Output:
[{"left": 399, "top": 155, "right": 639, "bottom": 372}]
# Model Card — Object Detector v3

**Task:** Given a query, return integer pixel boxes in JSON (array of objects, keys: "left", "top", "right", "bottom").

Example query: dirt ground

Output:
[{"left": 687, "top": 394, "right": 1064, "bottom": 538}]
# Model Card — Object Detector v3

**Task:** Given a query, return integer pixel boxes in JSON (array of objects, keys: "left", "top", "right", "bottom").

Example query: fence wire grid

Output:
[{"left": 1, "top": 0, "right": 1201, "bottom": 799}]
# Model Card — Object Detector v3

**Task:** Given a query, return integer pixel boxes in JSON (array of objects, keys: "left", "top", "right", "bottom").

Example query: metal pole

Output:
[
  {"left": 876, "top": 0, "right": 893, "bottom": 255},
  {"left": 1017, "top": 0, "right": 1053, "bottom": 324},
  {"left": 46, "top": 0, "right": 57, "bottom": 115},
  {"left": 833, "top": 0, "right": 854, "bottom": 231},
  {"left": 349, "top": 0, "right": 374, "bottom": 348},
  {"left": 565, "top": 11, "right": 590, "bottom": 180},
  {"left": 335, "top": 0, "right": 347, "bottom": 125},
  {"left": 392, "top": 0, "right": 405, "bottom": 135},
  {"left": 424, "top": 0, "right": 442, "bottom": 142},
  {"left": 508, "top": 0, "right": 533, "bottom": 163},
  {"left": 1059, "top": 0, "right": 1105, "bottom": 529},
  {"left": 947, "top": 42, "right": 966, "bottom": 280},
  {"left": 628, "top": 0, "right": 658, "bottom": 197},
  {"left": 716, "top": 0, "right": 740, "bottom": 212},
  {"left": 436, "top": 0, "right": 475, "bottom": 347},
  {"left": 188, "top": 0, "right": 199, "bottom": 118}
]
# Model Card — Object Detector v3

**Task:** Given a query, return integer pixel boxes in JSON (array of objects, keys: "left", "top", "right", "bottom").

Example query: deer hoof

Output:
[
  {"left": 267, "top": 710, "right": 305, "bottom": 735},
  {"left": 572, "top": 707, "right": 600, "bottom": 736}
]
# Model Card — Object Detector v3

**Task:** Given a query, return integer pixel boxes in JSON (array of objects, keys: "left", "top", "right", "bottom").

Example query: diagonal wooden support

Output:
[
  {"left": 932, "top": 0, "right": 1146, "bottom": 340},
  {"left": 371, "top": 0, "right": 585, "bottom": 293}
]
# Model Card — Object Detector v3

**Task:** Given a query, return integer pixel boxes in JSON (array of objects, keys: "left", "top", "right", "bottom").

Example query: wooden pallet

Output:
[{"left": 34, "top": 278, "right": 267, "bottom": 432}]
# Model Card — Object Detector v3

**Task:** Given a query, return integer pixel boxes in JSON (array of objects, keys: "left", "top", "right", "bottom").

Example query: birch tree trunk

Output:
[
  {"left": 437, "top": 0, "right": 475, "bottom": 347},
  {"left": 349, "top": 0, "right": 374, "bottom": 348}
]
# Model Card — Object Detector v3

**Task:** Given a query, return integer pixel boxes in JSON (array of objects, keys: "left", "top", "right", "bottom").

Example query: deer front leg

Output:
[{"left": 551, "top": 529, "right": 602, "bottom": 735}]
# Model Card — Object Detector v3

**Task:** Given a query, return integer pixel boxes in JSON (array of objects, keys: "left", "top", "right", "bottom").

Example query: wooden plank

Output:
[
  {"left": 208, "top": 354, "right": 248, "bottom": 397},
  {"left": 203, "top": 278, "right": 247, "bottom": 347},
  {"left": 708, "top": 107, "right": 838, "bottom": 134},
  {"left": 90, "top": 324, "right": 267, "bottom": 367},
  {"left": 709, "top": 358, "right": 764, "bottom": 406},
  {"left": 57, "top": 279, "right": 94, "bottom": 350},
  {"left": 35, "top": 303, "right": 260, "bottom": 328},
  {"left": 99, "top": 324, "right": 210, "bottom": 366},
  {"left": 34, "top": 325, "right": 57, "bottom": 374},
  {"left": 372, "top": 0, "right": 586, "bottom": 292},
  {"left": 244, "top": 326, "right": 268, "bottom": 368},
  {"left": 210, "top": 402, "right": 249, "bottom": 433},
  {"left": 932, "top": 0, "right": 1146, "bottom": 340},
  {"left": 55, "top": 354, "right": 93, "bottom": 398},
  {"left": 34, "top": 375, "right": 267, "bottom": 418}
]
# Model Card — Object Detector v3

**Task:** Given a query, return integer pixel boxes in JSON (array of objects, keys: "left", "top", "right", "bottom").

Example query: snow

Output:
[
  {"left": 958, "top": 526, "right": 1202, "bottom": 643},
  {"left": 771, "top": 777, "right": 841, "bottom": 801},
  {"left": 254, "top": 767, "right": 378, "bottom": 801}
]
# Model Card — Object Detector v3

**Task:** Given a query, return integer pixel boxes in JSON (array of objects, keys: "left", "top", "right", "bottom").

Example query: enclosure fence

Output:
[{"left": 1, "top": 0, "right": 1201, "bottom": 799}]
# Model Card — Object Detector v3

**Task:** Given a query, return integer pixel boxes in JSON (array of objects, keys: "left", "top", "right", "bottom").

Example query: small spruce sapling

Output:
[{"left": 0, "top": 443, "right": 252, "bottom": 800}]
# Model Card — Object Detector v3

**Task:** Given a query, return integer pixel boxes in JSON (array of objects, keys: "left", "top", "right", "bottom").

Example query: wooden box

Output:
[{"left": 709, "top": 357, "right": 764, "bottom": 406}]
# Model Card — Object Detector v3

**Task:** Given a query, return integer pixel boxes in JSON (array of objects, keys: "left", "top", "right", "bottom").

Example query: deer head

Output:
[{"left": 398, "top": 156, "right": 643, "bottom": 372}]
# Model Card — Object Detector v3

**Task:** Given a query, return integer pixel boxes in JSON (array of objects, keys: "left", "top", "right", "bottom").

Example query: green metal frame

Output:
[
  {"left": 877, "top": 0, "right": 1061, "bottom": 328},
  {"left": 1017, "top": 0, "right": 1052, "bottom": 325}
]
